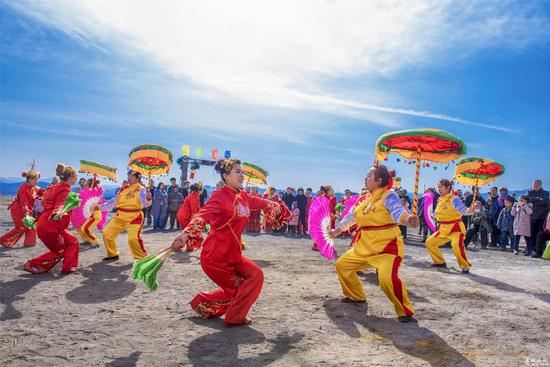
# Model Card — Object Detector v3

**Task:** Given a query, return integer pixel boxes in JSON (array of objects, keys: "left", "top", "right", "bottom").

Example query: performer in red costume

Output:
[
  {"left": 247, "top": 186, "right": 262, "bottom": 233},
  {"left": 171, "top": 158, "right": 290, "bottom": 326},
  {"left": 23, "top": 163, "right": 79, "bottom": 274},
  {"left": 177, "top": 182, "right": 204, "bottom": 251},
  {"left": 1, "top": 168, "right": 43, "bottom": 248}
]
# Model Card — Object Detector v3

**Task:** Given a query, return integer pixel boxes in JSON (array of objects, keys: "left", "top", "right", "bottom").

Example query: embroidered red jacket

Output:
[
  {"left": 8, "top": 183, "right": 43, "bottom": 217},
  {"left": 184, "top": 185, "right": 290, "bottom": 264}
]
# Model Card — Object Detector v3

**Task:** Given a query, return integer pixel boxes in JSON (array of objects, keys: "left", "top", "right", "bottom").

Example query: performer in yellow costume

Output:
[
  {"left": 98, "top": 171, "right": 152, "bottom": 261},
  {"left": 331, "top": 165, "right": 419, "bottom": 323},
  {"left": 425, "top": 179, "right": 472, "bottom": 273},
  {"left": 76, "top": 209, "right": 102, "bottom": 246}
]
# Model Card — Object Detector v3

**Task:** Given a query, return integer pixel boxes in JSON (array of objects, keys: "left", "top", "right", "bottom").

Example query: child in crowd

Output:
[
  {"left": 496, "top": 197, "right": 514, "bottom": 251},
  {"left": 288, "top": 201, "right": 300, "bottom": 236},
  {"left": 511, "top": 195, "right": 533, "bottom": 255}
]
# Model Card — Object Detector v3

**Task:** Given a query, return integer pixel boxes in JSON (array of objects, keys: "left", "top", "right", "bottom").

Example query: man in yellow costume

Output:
[
  {"left": 425, "top": 179, "right": 473, "bottom": 274},
  {"left": 331, "top": 165, "right": 419, "bottom": 323},
  {"left": 98, "top": 171, "right": 152, "bottom": 261}
]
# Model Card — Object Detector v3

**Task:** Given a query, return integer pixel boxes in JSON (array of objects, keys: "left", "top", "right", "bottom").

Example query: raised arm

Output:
[
  {"left": 452, "top": 196, "right": 469, "bottom": 215},
  {"left": 385, "top": 192, "right": 412, "bottom": 226}
]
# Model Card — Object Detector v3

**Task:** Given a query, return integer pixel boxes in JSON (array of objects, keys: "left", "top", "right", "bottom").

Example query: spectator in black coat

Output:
[
  {"left": 295, "top": 188, "right": 308, "bottom": 235},
  {"left": 528, "top": 179, "right": 550, "bottom": 252},
  {"left": 282, "top": 187, "right": 295, "bottom": 209}
]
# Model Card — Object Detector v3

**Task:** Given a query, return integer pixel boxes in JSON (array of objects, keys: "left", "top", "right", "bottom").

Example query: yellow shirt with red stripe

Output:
[
  {"left": 346, "top": 188, "right": 409, "bottom": 258},
  {"left": 435, "top": 193, "right": 467, "bottom": 236}
]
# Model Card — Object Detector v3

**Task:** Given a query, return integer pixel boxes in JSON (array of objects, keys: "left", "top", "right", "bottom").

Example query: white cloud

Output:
[{"left": 6, "top": 0, "right": 550, "bottom": 132}]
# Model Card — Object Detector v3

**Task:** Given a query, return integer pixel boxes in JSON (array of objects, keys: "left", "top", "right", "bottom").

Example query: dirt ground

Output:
[{"left": 1, "top": 205, "right": 549, "bottom": 367}]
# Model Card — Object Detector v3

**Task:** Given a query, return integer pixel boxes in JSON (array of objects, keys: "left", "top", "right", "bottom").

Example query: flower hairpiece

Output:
[{"left": 220, "top": 158, "right": 239, "bottom": 173}]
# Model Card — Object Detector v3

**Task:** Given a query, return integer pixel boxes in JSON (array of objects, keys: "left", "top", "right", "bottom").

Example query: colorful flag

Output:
[
  {"left": 182, "top": 145, "right": 190, "bottom": 156},
  {"left": 211, "top": 149, "right": 218, "bottom": 160},
  {"left": 224, "top": 150, "right": 231, "bottom": 158},
  {"left": 196, "top": 146, "right": 203, "bottom": 158}
]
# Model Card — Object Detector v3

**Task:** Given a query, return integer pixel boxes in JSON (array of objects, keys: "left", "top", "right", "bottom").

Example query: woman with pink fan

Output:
[
  {"left": 72, "top": 178, "right": 108, "bottom": 247},
  {"left": 329, "top": 165, "right": 419, "bottom": 323},
  {"left": 310, "top": 185, "right": 336, "bottom": 252}
]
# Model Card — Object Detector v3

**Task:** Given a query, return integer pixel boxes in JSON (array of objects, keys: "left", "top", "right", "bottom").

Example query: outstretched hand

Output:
[
  {"left": 171, "top": 233, "right": 188, "bottom": 251},
  {"left": 329, "top": 228, "right": 343, "bottom": 238}
]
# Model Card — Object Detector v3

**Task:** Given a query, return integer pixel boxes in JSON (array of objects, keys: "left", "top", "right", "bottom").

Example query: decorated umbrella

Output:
[
  {"left": 455, "top": 157, "right": 505, "bottom": 206},
  {"left": 308, "top": 196, "right": 336, "bottom": 260},
  {"left": 375, "top": 129, "right": 466, "bottom": 215},
  {"left": 129, "top": 144, "right": 173, "bottom": 177},
  {"left": 79, "top": 160, "right": 117, "bottom": 182},
  {"left": 242, "top": 162, "right": 268, "bottom": 186}
]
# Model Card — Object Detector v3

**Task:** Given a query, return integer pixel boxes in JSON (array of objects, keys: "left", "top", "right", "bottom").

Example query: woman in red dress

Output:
[
  {"left": 171, "top": 159, "right": 290, "bottom": 326},
  {"left": 177, "top": 182, "right": 204, "bottom": 251},
  {"left": 23, "top": 163, "right": 79, "bottom": 274},
  {"left": 1, "top": 169, "right": 43, "bottom": 248},
  {"left": 247, "top": 186, "right": 262, "bottom": 233}
]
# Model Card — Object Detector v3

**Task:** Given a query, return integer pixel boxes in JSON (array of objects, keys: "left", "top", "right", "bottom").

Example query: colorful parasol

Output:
[
  {"left": 455, "top": 156, "right": 505, "bottom": 205},
  {"left": 242, "top": 162, "right": 268, "bottom": 185},
  {"left": 129, "top": 144, "right": 173, "bottom": 177},
  {"left": 70, "top": 187, "right": 108, "bottom": 230},
  {"left": 375, "top": 129, "right": 466, "bottom": 215},
  {"left": 79, "top": 160, "right": 117, "bottom": 182},
  {"left": 308, "top": 196, "right": 336, "bottom": 260}
]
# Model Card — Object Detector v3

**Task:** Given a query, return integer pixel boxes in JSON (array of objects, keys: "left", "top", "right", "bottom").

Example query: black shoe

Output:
[
  {"left": 461, "top": 268, "right": 470, "bottom": 274},
  {"left": 531, "top": 254, "right": 541, "bottom": 258},
  {"left": 102, "top": 255, "right": 119, "bottom": 261},
  {"left": 398, "top": 316, "right": 418, "bottom": 323},
  {"left": 430, "top": 263, "right": 447, "bottom": 268},
  {"left": 341, "top": 297, "right": 366, "bottom": 303}
]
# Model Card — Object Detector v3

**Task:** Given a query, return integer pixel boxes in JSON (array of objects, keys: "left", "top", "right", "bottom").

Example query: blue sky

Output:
[{"left": 1, "top": 1, "right": 549, "bottom": 193}]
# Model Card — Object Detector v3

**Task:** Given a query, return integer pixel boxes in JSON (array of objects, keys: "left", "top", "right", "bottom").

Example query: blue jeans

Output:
[{"left": 499, "top": 230, "right": 513, "bottom": 249}]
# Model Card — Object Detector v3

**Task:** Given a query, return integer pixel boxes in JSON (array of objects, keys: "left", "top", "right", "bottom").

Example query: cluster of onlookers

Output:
[
  {"left": 142, "top": 178, "right": 208, "bottom": 231},
  {"left": 60, "top": 175, "right": 550, "bottom": 258},
  {"left": 418, "top": 180, "right": 549, "bottom": 257}
]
